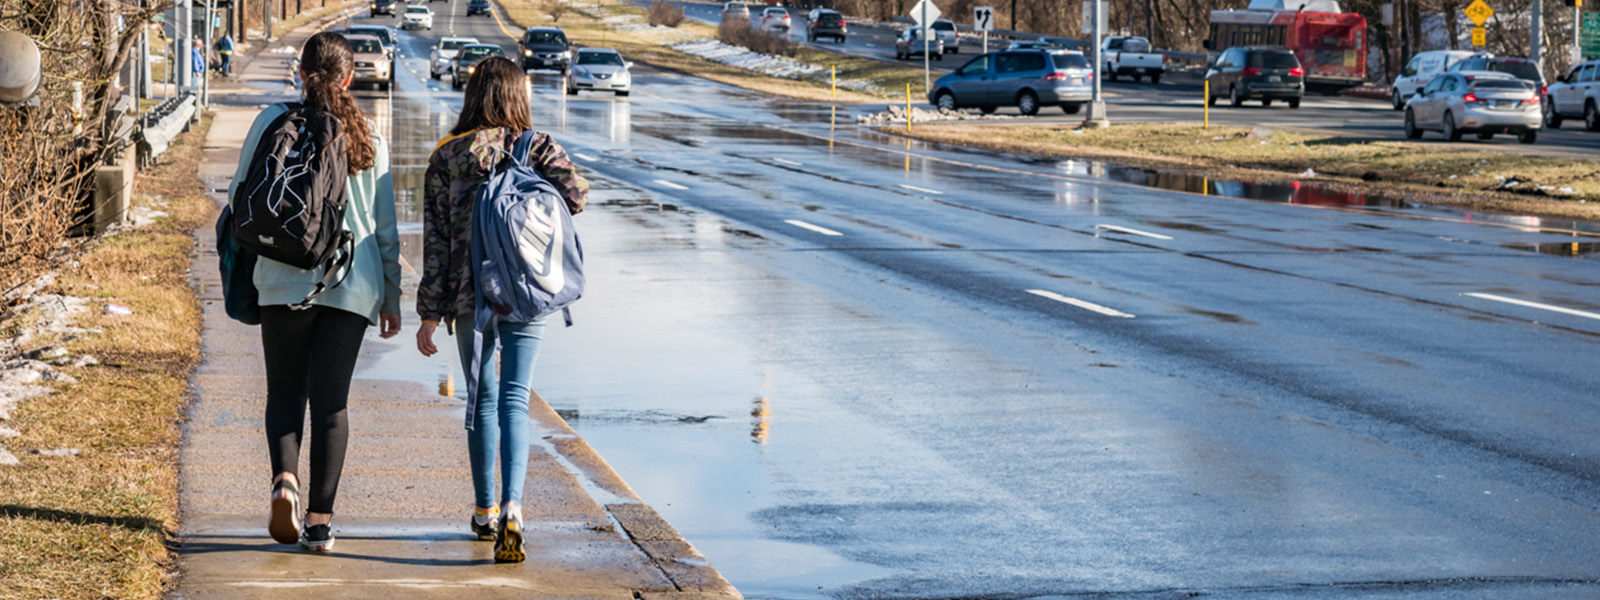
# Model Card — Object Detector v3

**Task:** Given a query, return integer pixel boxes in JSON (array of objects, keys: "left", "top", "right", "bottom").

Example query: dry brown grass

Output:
[
  {"left": 895, "top": 122, "right": 1600, "bottom": 221},
  {"left": 0, "top": 114, "right": 212, "bottom": 600}
]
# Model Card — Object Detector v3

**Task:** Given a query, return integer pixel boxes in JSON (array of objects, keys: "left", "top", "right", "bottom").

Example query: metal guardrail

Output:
[{"left": 135, "top": 93, "right": 197, "bottom": 169}]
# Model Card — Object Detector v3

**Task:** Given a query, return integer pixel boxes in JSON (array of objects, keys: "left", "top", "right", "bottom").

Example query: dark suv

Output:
[
  {"left": 466, "top": 0, "right": 491, "bottom": 16},
  {"left": 806, "top": 9, "right": 846, "bottom": 43},
  {"left": 1448, "top": 54, "right": 1545, "bottom": 91},
  {"left": 370, "top": 0, "right": 396, "bottom": 16},
  {"left": 519, "top": 27, "right": 571, "bottom": 71},
  {"left": 1205, "top": 46, "right": 1304, "bottom": 108}
]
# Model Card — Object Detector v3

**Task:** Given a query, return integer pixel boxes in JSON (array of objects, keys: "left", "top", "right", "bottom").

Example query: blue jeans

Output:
[{"left": 454, "top": 314, "right": 546, "bottom": 509}]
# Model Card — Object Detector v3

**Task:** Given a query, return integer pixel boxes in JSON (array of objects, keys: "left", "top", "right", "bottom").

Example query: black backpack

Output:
[{"left": 228, "top": 102, "right": 353, "bottom": 308}]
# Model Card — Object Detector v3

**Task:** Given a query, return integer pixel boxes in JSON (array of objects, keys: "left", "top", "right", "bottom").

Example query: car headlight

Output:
[
  {"left": 466, "top": 65, "right": 475, "bottom": 74},
  {"left": 559, "top": 51, "right": 571, "bottom": 58},
  {"left": 523, "top": 49, "right": 532, "bottom": 56}
]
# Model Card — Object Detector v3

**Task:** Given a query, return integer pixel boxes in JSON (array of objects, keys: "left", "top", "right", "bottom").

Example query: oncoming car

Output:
[
  {"left": 430, "top": 36, "right": 479, "bottom": 80},
  {"left": 566, "top": 48, "right": 633, "bottom": 96},
  {"left": 450, "top": 43, "right": 506, "bottom": 90},
  {"left": 1404, "top": 71, "right": 1541, "bottom": 143},
  {"left": 346, "top": 35, "right": 392, "bottom": 91},
  {"left": 402, "top": 5, "right": 433, "bottom": 30}
]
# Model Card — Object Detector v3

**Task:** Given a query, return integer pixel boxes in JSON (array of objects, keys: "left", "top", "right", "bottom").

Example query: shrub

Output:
[
  {"left": 647, "top": 0, "right": 685, "bottom": 27},
  {"left": 543, "top": 0, "right": 568, "bottom": 22},
  {"left": 717, "top": 18, "right": 797, "bottom": 57}
]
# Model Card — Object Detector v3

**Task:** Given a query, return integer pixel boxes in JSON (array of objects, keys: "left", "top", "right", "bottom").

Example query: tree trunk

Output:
[{"left": 1443, "top": 1, "right": 1460, "bottom": 49}]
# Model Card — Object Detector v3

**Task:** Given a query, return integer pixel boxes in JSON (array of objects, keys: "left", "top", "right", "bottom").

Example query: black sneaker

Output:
[
  {"left": 470, "top": 511, "right": 497, "bottom": 541},
  {"left": 493, "top": 513, "right": 525, "bottom": 563},
  {"left": 268, "top": 479, "right": 302, "bottom": 545},
  {"left": 300, "top": 523, "right": 335, "bottom": 552}
]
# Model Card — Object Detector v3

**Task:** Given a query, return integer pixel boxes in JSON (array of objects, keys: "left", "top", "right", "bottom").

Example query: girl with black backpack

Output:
[{"left": 226, "top": 32, "right": 403, "bottom": 552}]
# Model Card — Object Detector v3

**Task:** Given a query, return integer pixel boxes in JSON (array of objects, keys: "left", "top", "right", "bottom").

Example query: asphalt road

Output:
[{"left": 301, "top": 2, "right": 1600, "bottom": 598}]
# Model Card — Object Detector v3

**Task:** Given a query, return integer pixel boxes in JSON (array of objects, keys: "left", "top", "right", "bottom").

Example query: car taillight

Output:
[
  {"left": 1045, "top": 72, "right": 1067, "bottom": 80},
  {"left": 1540, "top": 85, "right": 1547, "bottom": 96},
  {"left": 1241, "top": 67, "right": 1262, "bottom": 76},
  {"left": 1522, "top": 96, "right": 1541, "bottom": 106},
  {"left": 1463, "top": 93, "right": 1481, "bottom": 103},
  {"left": 1288, "top": 67, "right": 1304, "bottom": 77}
]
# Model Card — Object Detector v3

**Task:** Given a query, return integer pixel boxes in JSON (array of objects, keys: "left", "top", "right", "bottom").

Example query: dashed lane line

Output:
[
  {"left": 654, "top": 179, "right": 690, "bottom": 190},
  {"left": 1463, "top": 293, "right": 1600, "bottom": 321},
  {"left": 1026, "top": 289, "right": 1136, "bottom": 318},
  {"left": 1094, "top": 224, "right": 1174, "bottom": 240},
  {"left": 897, "top": 184, "right": 944, "bottom": 195},
  {"left": 771, "top": 158, "right": 803, "bottom": 167},
  {"left": 785, "top": 220, "right": 843, "bottom": 236},
  {"left": 573, "top": 153, "right": 599, "bottom": 162}
]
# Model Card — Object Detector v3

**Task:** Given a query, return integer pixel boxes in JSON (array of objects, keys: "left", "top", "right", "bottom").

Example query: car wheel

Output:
[
  {"left": 1476, "top": 132, "right": 1494, "bottom": 141},
  {"left": 936, "top": 53, "right": 943, "bottom": 61},
  {"left": 1391, "top": 88, "right": 1405, "bottom": 110},
  {"left": 616, "top": 90, "right": 630, "bottom": 97},
  {"left": 1262, "top": 99, "right": 1273, "bottom": 107},
  {"left": 838, "top": 36, "right": 845, "bottom": 43},
  {"left": 1288, "top": 97, "right": 1300, "bottom": 109},
  {"left": 1443, "top": 111, "right": 1461, "bottom": 141},
  {"left": 431, "top": 70, "right": 440, "bottom": 80},
  {"left": 1404, "top": 109, "right": 1422, "bottom": 139},
  {"left": 1519, "top": 129, "right": 1538, "bottom": 144},
  {"left": 979, "top": 105, "right": 996, "bottom": 114},
  {"left": 566, "top": 86, "right": 577, "bottom": 95},
  {"left": 1586, "top": 101, "right": 1600, "bottom": 132},
  {"left": 1132, "top": 74, "right": 1142, "bottom": 82},
  {"left": 1017, "top": 91, "right": 1039, "bottom": 116},
  {"left": 1150, "top": 74, "right": 1160, "bottom": 84},
  {"left": 1106, "top": 67, "right": 1118, "bottom": 82},
  {"left": 1207, "top": 93, "right": 1216, "bottom": 107},
  {"left": 1229, "top": 85, "right": 1242, "bottom": 107},
  {"left": 1544, "top": 99, "right": 1562, "bottom": 128},
  {"left": 1062, "top": 103, "right": 1082, "bottom": 115},
  {"left": 935, "top": 91, "right": 956, "bottom": 111}
]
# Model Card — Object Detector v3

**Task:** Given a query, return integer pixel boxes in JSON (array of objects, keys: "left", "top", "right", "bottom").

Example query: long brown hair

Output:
[
  {"left": 300, "top": 32, "right": 375, "bottom": 174},
  {"left": 451, "top": 56, "right": 532, "bottom": 135}
]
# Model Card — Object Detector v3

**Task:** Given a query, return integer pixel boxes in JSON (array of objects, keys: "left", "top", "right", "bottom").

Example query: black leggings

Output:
[{"left": 260, "top": 305, "right": 368, "bottom": 514}]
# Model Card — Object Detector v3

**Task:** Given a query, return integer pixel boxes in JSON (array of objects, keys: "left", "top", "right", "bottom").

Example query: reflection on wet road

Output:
[{"left": 230, "top": 5, "right": 1600, "bottom": 597}]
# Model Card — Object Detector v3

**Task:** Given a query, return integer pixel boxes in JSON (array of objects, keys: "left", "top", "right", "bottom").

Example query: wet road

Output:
[{"left": 248, "top": 2, "right": 1600, "bottom": 597}]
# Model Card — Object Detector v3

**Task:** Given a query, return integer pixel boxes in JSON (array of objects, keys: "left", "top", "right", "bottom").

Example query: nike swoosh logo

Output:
[{"left": 517, "top": 199, "right": 565, "bottom": 293}]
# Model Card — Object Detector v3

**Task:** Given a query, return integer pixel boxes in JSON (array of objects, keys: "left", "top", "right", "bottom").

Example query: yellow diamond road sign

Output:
[{"left": 1464, "top": 0, "right": 1493, "bottom": 26}]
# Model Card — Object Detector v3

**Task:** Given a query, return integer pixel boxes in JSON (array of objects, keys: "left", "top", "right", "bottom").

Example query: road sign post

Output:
[
  {"left": 910, "top": 0, "right": 941, "bottom": 96},
  {"left": 974, "top": 6, "right": 994, "bottom": 54}
]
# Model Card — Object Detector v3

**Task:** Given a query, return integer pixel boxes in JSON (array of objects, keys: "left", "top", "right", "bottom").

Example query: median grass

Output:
[
  {"left": 0, "top": 115, "right": 212, "bottom": 599},
  {"left": 894, "top": 122, "right": 1600, "bottom": 220},
  {"left": 500, "top": 0, "right": 927, "bottom": 102}
]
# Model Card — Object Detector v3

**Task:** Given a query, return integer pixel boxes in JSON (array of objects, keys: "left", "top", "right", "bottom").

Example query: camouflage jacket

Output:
[{"left": 418, "top": 128, "right": 589, "bottom": 324}]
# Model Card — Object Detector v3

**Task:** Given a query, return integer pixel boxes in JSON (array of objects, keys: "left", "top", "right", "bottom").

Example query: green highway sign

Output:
[{"left": 1585, "top": 12, "right": 1600, "bottom": 60}]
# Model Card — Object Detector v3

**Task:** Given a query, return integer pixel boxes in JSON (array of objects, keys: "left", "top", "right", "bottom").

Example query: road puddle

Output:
[{"left": 1500, "top": 241, "right": 1600, "bottom": 258}]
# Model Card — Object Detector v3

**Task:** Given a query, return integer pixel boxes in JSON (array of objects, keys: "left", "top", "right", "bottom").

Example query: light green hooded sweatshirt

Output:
[{"left": 228, "top": 103, "right": 402, "bottom": 324}]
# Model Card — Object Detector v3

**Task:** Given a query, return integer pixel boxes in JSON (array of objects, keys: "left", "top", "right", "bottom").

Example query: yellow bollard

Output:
[
  {"left": 1204, "top": 80, "right": 1210, "bottom": 129},
  {"left": 906, "top": 83, "right": 912, "bottom": 132},
  {"left": 831, "top": 66, "right": 837, "bottom": 98}
]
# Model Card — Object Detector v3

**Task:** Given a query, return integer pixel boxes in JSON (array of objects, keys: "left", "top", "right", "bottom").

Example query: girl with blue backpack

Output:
[{"left": 415, "top": 56, "right": 588, "bottom": 563}]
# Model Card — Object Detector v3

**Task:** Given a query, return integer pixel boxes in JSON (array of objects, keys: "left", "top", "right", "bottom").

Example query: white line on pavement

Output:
[
  {"left": 785, "top": 220, "right": 843, "bottom": 236},
  {"left": 771, "top": 158, "right": 803, "bottom": 167},
  {"left": 1026, "top": 289, "right": 1136, "bottom": 318},
  {"left": 573, "top": 153, "right": 599, "bottom": 161},
  {"left": 897, "top": 184, "right": 944, "bottom": 195},
  {"left": 654, "top": 179, "right": 690, "bottom": 190},
  {"left": 1463, "top": 293, "right": 1600, "bottom": 321},
  {"left": 1094, "top": 224, "right": 1175, "bottom": 240}
]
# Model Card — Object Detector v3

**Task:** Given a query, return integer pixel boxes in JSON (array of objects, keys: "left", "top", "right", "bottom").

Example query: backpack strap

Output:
[
  {"left": 511, "top": 130, "right": 538, "bottom": 165},
  {"left": 288, "top": 230, "right": 354, "bottom": 310}
]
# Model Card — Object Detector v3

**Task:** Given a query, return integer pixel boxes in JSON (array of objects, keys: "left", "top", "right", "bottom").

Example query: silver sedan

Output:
[
  {"left": 565, "top": 48, "right": 633, "bottom": 97},
  {"left": 1404, "top": 71, "right": 1541, "bottom": 143}
]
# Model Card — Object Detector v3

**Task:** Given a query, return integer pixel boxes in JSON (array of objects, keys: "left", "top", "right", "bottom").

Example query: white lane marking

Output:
[
  {"left": 771, "top": 158, "right": 803, "bottom": 167},
  {"left": 654, "top": 179, "right": 690, "bottom": 190},
  {"left": 1095, "top": 224, "right": 1175, "bottom": 240},
  {"left": 573, "top": 153, "right": 599, "bottom": 162},
  {"left": 863, "top": 42, "right": 876, "bottom": 47},
  {"left": 785, "top": 220, "right": 843, "bottom": 236},
  {"left": 1463, "top": 293, "right": 1600, "bottom": 321},
  {"left": 897, "top": 184, "right": 944, "bottom": 195},
  {"left": 1026, "top": 289, "right": 1136, "bottom": 318}
]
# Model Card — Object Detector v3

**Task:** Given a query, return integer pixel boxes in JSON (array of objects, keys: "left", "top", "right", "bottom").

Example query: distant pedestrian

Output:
[
  {"left": 192, "top": 41, "right": 206, "bottom": 78},
  {"left": 214, "top": 33, "right": 234, "bottom": 76},
  {"left": 415, "top": 56, "right": 588, "bottom": 563},
  {"left": 228, "top": 31, "right": 402, "bottom": 553}
]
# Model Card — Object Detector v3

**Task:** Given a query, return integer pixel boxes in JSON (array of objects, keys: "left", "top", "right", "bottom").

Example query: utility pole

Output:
[
  {"left": 266, "top": 0, "right": 273, "bottom": 41},
  {"left": 1084, "top": 0, "right": 1109, "bottom": 128},
  {"left": 178, "top": 0, "right": 191, "bottom": 91},
  {"left": 202, "top": 0, "right": 213, "bottom": 109},
  {"left": 1010, "top": 0, "right": 1015, "bottom": 30},
  {"left": 1532, "top": 0, "right": 1543, "bottom": 66},
  {"left": 1575, "top": 0, "right": 1583, "bottom": 66}
]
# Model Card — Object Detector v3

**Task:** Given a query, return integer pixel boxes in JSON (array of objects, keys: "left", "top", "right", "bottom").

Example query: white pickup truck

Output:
[{"left": 1102, "top": 36, "right": 1166, "bottom": 84}]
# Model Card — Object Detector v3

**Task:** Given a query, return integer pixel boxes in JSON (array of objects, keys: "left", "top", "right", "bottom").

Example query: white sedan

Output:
[
  {"left": 565, "top": 48, "right": 632, "bottom": 96},
  {"left": 402, "top": 5, "right": 433, "bottom": 30},
  {"left": 430, "top": 36, "right": 479, "bottom": 80}
]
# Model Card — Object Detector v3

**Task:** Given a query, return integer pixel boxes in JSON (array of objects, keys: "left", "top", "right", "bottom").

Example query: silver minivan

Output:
[{"left": 929, "top": 50, "right": 1093, "bottom": 115}]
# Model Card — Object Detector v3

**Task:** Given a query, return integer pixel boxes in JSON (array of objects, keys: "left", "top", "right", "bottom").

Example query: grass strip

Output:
[
  {"left": 0, "top": 114, "right": 213, "bottom": 600},
  {"left": 892, "top": 122, "right": 1600, "bottom": 221},
  {"left": 501, "top": 0, "right": 927, "bottom": 102}
]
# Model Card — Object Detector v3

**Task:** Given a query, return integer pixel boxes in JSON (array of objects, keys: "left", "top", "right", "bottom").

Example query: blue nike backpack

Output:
[{"left": 465, "top": 131, "right": 584, "bottom": 429}]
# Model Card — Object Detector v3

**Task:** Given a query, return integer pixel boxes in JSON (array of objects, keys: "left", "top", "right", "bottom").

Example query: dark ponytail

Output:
[{"left": 300, "top": 32, "right": 375, "bottom": 175}]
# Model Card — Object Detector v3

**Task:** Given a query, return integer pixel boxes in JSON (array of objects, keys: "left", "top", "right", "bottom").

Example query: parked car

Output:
[
  {"left": 1391, "top": 49, "right": 1474, "bottom": 109},
  {"left": 566, "top": 48, "right": 633, "bottom": 96},
  {"left": 1205, "top": 45, "right": 1303, "bottom": 108},
  {"left": 806, "top": 9, "right": 847, "bottom": 43},
  {"left": 1102, "top": 35, "right": 1164, "bottom": 83},
  {"left": 1448, "top": 54, "right": 1545, "bottom": 91},
  {"left": 519, "top": 27, "right": 571, "bottom": 71},
  {"left": 370, "top": 0, "right": 396, "bottom": 17},
  {"left": 346, "top": 35, "right": 392, "bottom": 91},
  {"left": 928, "top": 18, "right": 959, "bottom": 54},
  {"left": 466, "top": 0, "right": 491, "bottom": 16},
  {"left": 429, "top": 36, "right": 479, "bottom": 80},
  {"left": 1544, "top": 59, "right": 1600, "bottom": 130},
  {"left": 930, "top": 49, "right": 1092, "bottom": 115},
  {"left": 721, "top": 1, "right": 750, "bottom": 21},
  {"left": 755, "top": 6, "right": 791, "bottom": 33},
  {"left": 402, "top": 5, "right": 433, "bottom": 30},
  {"left": 895, "top": 27, "right": 944, "bottom": 60},
  {"left": 1404, "top": 71, "right": 1540, "bottom": 143},
  {"left": 450, "top": 43, "right": 505, "bottom": 90}
]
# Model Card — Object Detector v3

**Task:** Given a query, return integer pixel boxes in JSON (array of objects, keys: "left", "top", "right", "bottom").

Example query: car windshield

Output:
[
  {"left": 577, "top": 52, "right": 624, "bottom": 66},
  {"left": 460, "top": 46, "right": 499, "bottom": 60},
  {"left": 350, "top": 28, "right": 391, "bottom": 44},
  {"left": 526, "top": 31, "right": 567, "bottom": 45},
  {"left": 1471, "top": 78, "right": 1533, "bottom": 90},
  {"left": 1122, "top": 38, "right": 1150, "bottom": 52},
  {"left": 349, "top": 39, "right": 382, "bottom": 54},
  {"left": 726, "top": 2, "right": 744, "bottom": 7},
  {"left": 932, "top": 20, "right": 954, "bottom": 31},
  {"left": 818, "top": 11, "right": 840, "bottom": 19},
  {"left": 1248, "top": 51, "right": 1299, "bottom": 69},
  {"left": 766, "top": 8, "right": 787, "bottom": 15},
  {"left": 406, "top": 7, "right": 427, "bottom": 14},
  {"left": 1052, "top": 53, "right": 1089, "bottom": 69},
  {"left": 1490, "top": 61, "right": 1541, "bottom": 81},
  {"left": 441, "top": 39, "right": 472, "bottom": 51}
]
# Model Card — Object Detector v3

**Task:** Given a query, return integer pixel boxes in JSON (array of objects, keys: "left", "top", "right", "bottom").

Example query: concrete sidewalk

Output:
[{"left": 171, "top": 15, "right": 739, "bottom": 600}]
